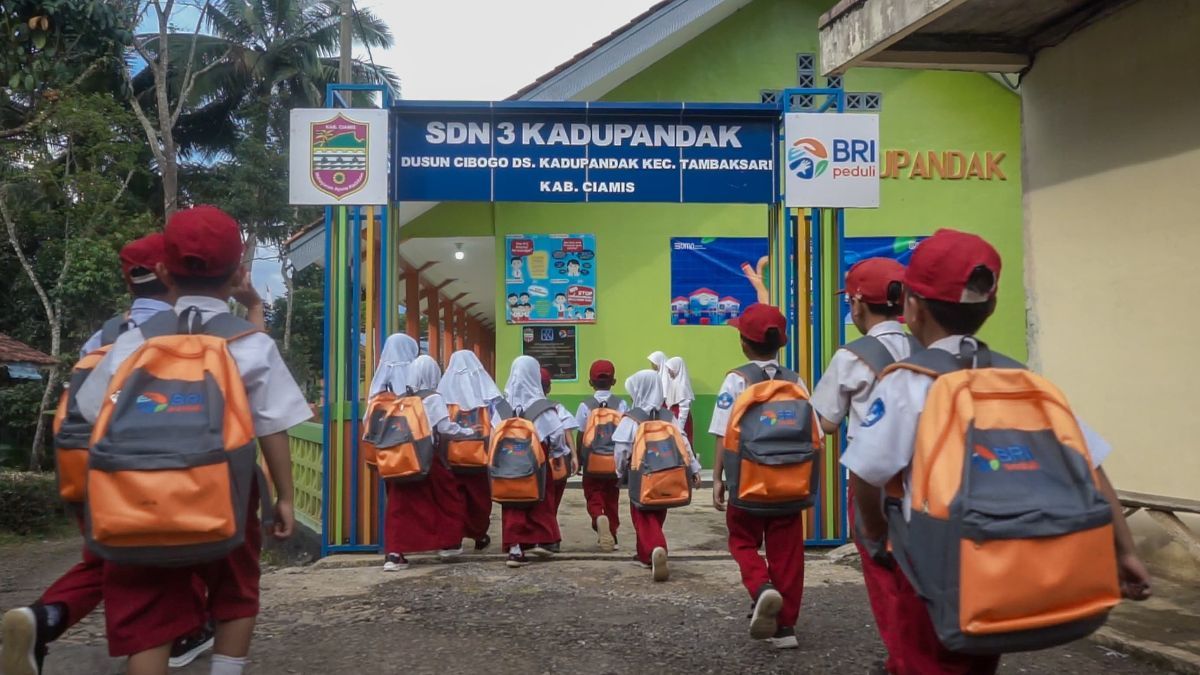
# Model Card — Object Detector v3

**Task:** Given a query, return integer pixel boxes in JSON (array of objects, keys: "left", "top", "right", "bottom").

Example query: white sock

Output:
[
  {"left": 509, "top": 544, "right": 522, "bottom": 555},
  {"left": 211, "top": 654, "right": 248, "bottom": 675}
]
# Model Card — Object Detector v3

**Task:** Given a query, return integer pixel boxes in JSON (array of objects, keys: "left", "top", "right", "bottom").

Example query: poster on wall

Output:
[
  {"left": 669, "top": 237, "right": 768, "bottom": 326},
  {"left": 522, "top": 326, "right": 577, "bottom": 381},
  {"left": 841, "top": 236, "right": 924, "bottom": 325},
  {"left": 288, "top": 108, "right": 389, "bottom": 205},
  {"left": 505, "top": 234, "right": 596, "bottom": 324}
]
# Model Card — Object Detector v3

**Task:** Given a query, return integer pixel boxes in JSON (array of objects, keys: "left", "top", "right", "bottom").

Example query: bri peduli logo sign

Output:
[{"left": 784, "top": 112, "right": 880, "bottom": 208}]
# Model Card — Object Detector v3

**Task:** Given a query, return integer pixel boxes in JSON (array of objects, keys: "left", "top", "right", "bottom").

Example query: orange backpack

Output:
[
  {"left": 578, "top": 396, "right": 624, "bottom": 478},
  {"left": 360, "top": 389, "right": 398, "bottom": 466},
  {"left": 52, "top": 315, "right": 130, "bottom": 503},
  {"left": 723, "top": 364, "right": 821, "bottom": 516},
  {"left": 884, "top": 342, "right": 1119, "bottom": 654},
  {"left": 627, "top": 408, "right": 693, "bottom": 510},
  {"left": 487, "top": 399, "right": 552, "bottom": 506},
  {"left": 365, "top": 389, "right": 437, "bottom": 482},
  {"left": 85, "top": 309, "right": 267, "bottom": 566},
  {"left": 446, "top": 403, "right": 494, "bottom": 473}
]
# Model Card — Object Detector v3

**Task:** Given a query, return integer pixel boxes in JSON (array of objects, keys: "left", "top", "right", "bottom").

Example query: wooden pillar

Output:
[
  {"left": 469, "top": 317, "right": 481, "bottom": 356},
  {"left": 425, "top": 285, "right": 439, "bottom": 361},
  {"left": 441, "top": 295, "right": 454, "bottom": 366},
  {"left": 454, "top": 306, "right": 466, "bottom": 352},
  {"left": 405, "top": 266, "right": 420, "bottom": 339}
]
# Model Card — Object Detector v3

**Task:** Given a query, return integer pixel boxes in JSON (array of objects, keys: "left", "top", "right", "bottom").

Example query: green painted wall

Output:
[{"left": 401, "top": 0, "right": 1024, "bottom": 466}]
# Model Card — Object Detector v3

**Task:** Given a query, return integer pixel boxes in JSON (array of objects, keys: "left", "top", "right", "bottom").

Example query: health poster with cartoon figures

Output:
[
  {"left": 669, "top": 237, "right": 768, "bottom": 326},
  {"left": 841, "top": 235, "right": 924, "bottom": 326},
  {"left": 505, "top": 234, "right": 596, "bottom": 324}
]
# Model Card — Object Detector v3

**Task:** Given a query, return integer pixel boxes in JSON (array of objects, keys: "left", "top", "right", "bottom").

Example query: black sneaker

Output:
[
  {"left": 474, "top": 534, "right": 491, "bottom": 551},
  {"left": 1, "top": 606, "right": 48, "bottom": 675},
  {"left": 768, "top": 625, "right": 798, "bottom": 650},
  {"left": 168, "top": 622, "right": 215, "bottom": 668},
  {"left": 506, "top": 552, "right": 530, "bottom": 568},
  {"left": 383, "top": 553, "right": 409, "bottom": 571},
  {"left": 749, "top": 583, "right": 783, "bottom": 640}
]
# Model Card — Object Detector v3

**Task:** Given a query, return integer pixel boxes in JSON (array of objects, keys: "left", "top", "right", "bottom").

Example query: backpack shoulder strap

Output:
[
  {"left": 415, "top": 389, "right": 438, "bottom": 400},
  {"left": 494, "top": 399, "right": 515, "bottom": 420},
  {"left": 773, "top": 366, "right": 800, "bottom": 384},
  {"left": 582, "top": 396, "right": 600, "bottom": 411},
  {"left": 521, "top": 399, "right": 555, "bottom": 422},
  {"left": 136, "top": 309, "right": 182, "bottom": 340},
  {"left": 652, "top": 407, "right": 676, "bottom": 424},
  {"left": 201, "top": 313, "right": 261, "bottom": 342},
  {"left": 843, "top": 335, "right": 897, "bottom": 375},
  {"left": 626, "top": 408, "right": 649, "bottom": 424},
  {"left": 906, "top": 334, "right": 923, "bottom": 355},
  {"left": 731, "top": 363, "right": 768, "bottom": 385},
  {"left": 98, "top": 314, "right": 130, "bottom": 346},
  {"left": 884, "top": 348, "right": 964, "bottom": 378}
]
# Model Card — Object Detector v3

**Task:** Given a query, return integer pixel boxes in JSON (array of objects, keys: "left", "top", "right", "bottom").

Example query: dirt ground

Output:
[{"left": 0, "top": 490, "right": 1164, "bottom": 674}]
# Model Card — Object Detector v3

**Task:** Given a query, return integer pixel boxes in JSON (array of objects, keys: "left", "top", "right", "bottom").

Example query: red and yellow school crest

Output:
[{"left": 310, "top": 113, "right": 370, "bottom": 199}]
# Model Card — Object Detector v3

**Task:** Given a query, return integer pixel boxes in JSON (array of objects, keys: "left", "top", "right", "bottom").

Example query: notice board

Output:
[{"left": 521, "top": 326, "right": 577, "bottom": 381}]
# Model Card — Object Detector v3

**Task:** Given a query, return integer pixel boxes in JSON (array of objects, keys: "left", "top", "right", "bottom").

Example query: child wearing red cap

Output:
[
  {"left": 809, "top": 257, "right": 916, "bottom": 672},
  {"left": 710, "top": 303, "right": 810, "bottom": 650},
  {"left": 69, "top": 206, "right": 310, "bottom": 675},
  {"left": 845, "top": 229, "right": 1151, "bottom": 675},
  {"left": 574, "top": 359, "right": 628, "bottom": 551}
]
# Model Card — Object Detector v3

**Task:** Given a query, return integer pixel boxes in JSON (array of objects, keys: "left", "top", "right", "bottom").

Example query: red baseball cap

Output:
[
  {"left": 589, "top": 359, "right": 616, "bottom": 381},
  {"left": 119, "top": 233, "right": 166, "bottom": 286},
  {"left": 164, "top": 205, "right": 244, "bottom": 278},
  {"left": 729, "top": 303, "right": 788, "bottom": 346},
  {"left": 840, "top": 257, "right": 905, "bottom": 304},
  {"left": 904, "top": 229, "right": 1001, "bottom": 303}
]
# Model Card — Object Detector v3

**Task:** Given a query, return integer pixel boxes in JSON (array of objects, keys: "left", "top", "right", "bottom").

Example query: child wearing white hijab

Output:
[
  {"left": 664, "top": 356, "right": 696, "bottom": 444},
  {"left": 378, "top": 347, "right": 472, "bottom": 571},
  {"left": 647, "top": 350, "right": 671, "bottom": 395},
  {"left": 499, "top": 356, "right": 570, "bottom": 568},
  {"left": 613, "top": 370, "right": 702, "bottom": 582},
  {"left": 439, "top": 350, "right": 504, "bottom": 551}
]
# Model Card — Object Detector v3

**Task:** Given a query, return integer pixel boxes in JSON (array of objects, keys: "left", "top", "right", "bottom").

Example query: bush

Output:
[{"left": 0, "top": 470, "right": 64, "bottom": 535}]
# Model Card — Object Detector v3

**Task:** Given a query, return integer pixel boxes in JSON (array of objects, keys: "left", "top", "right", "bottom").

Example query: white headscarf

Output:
[
  {"left": 647, "top": 351, "right": 666, "bottom": 371},
  {"left": 664, "top": 356, "right": 695, "bottom": 407},
  {"left": 504, "top": 355, "right": 546, "bottom": 411},
  {"left": 625, "top": 369, "right": 666, "bottom": 412},
  {"left": 369, "top": 333, "right": 419, "bottom": 396},
  {"left": 407, "top": 355, "right": 442, "bottom": 392},
  {"left": 438, "top": 350, "right": 502, "bottom": 410}
]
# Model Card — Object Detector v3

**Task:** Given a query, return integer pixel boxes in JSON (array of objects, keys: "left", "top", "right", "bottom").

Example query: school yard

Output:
[{"left": 1, "top": 489, "right": 1193, "bottom": 674}]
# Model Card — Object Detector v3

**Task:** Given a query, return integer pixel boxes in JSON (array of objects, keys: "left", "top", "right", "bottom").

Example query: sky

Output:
[{"left": 244, "top": 1, "right": 658, "bottom": 296}]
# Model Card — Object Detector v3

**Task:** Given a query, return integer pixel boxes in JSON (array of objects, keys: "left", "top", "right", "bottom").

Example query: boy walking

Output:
[
  {"left": 809, "top": 257, "right": 914, "bottom": 672},
  {"left": 72, "top": 206, "right": 311, "bottom": 675},
  {"left": 575, "top": 359, "right": 627, "bottom": 551},
  {"left": 845, "top": 229, "right": 1151, "bottom": 675}
]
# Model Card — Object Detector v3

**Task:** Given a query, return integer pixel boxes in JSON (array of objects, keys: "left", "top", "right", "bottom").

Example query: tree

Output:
[
  {"left": 268, "top": 265, "right": 323, "bottom": 399},
  {"left": 0, "top": 94, "right": 148, "bottom": 468}
]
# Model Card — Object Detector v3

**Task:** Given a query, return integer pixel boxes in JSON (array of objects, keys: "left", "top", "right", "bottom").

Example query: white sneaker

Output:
[
  {"left": 768, "top": 626, "right": 799, "bottom": 650},
  {"left": 651, "top": 547, "right": 669, "bottom": 582},
  {"left": 438, "top": 547, "right": 464, "bottom": 559},
  {"left": 382, "top": 553, "right": 409, "bottom": 571},
  {"left": 597, "top": 516, "right": 615, "bottom": 552},
  {"left": 1, "top": 607, "right": 39, "bottom": 675},
  {"left": 749, "top": 586, "right": 783, "bottom": 639},
  {"left": 528, "top": 545, "right": 554, "bottom": 558}
]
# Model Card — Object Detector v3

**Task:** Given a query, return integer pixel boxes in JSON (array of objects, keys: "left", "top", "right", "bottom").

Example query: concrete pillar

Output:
[
  {"left": 425, "top": 286, "right": 439, "bottom": 361},
  {"left": 405, "top": 266, "right": 421, "bottom": 339}
]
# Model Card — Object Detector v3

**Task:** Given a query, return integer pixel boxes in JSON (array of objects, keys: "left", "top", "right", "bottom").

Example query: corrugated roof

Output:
[
  {"left": 0, "top": 334, "right": 56, "bottom": 365},
  {"left": 507, "top": 0, "right": 676, "bottom": 101}
]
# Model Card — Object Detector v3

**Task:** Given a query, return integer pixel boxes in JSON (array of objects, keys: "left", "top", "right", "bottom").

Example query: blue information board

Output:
[{"left": 391, "top": 102, "right": 779, "bottom": 204}]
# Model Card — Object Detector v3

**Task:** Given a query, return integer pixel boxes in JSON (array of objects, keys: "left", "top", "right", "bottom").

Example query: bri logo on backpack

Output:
[
  {"left": 971, "top": 444, "right": 1040, "bottom": 472},
  {"left": 758, "top": 409, "right": 799, "bottom": 427},
  {"left": 135, "top": 392, "right": 204, "bottom": 414}
]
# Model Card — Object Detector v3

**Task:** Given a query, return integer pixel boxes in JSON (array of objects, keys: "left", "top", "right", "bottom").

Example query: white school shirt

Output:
[
  {"left": 75, "top": 295, "right": 312, "bottom": 438},
  {"left": 612, "top": 411, "right": 702, "bottom": 479},
  {"left": 810, "top": 320, "right": 915, "bottom": 441},
  {"left": 553, "top": 402, "right": 579, "bottom": 458},
  {"left": 573, "top": 390, "right": 629, "bottom": 430},
  {"left": 708, "top": 360, "right": 812, "bottom": 437},
  {"left": 79, "top": 297, "right": 174, "bottom": 357},
  {"left": 842, "top": 334, "right": 1114, "bottom": 520}
]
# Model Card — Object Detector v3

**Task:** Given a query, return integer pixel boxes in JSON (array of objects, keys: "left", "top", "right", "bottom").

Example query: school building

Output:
[
  {"left": 817, "top": 0, "right": 1200, "bottom": 575},
  {"left": 288, "top": 0, "right": 1025, "bottom": 553}
]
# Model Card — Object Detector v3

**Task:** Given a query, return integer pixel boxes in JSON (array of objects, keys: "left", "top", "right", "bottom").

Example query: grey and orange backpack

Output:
[
  {"left": 884, "top": 340, "right": 1119, "bottom": 654},
  {"left": 53, "top": 314, "right": 132, "bottom": 504},
  {"left": 360, "top": 388, "right": 398, "bottom": 467},
  {"left": 722, "top": 364, "right": 821, "bottom": 515},
  {"left": 487, "top": 399, "right": 552, "bottom": 506},
  {"left": 627, "top": 408, "right": 693, "bottom": 510},
  {"left": 364, "top": 388, "right": 437, "bottom": 482},
  {"left": 84, "top": 308, "right": 268, "bottom": 566},
  {"left": 445, "top": 403, "right": 495, "bottom": 473},
  {"left": 578, "top": 396, "right": 624, "bottom": 478}
]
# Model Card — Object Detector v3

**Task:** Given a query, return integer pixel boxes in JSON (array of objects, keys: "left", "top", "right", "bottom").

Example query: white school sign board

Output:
[
  {"left": 289, "top": 108, "right": 389, "bottom": 205},
  {"left": 783, "top": 113, "right": 880, "bottom": 208}
]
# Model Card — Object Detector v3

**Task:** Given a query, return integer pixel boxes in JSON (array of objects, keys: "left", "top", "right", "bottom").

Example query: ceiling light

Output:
[{"left": 454, "top": 243, "right": 465, "bottom": 261}]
